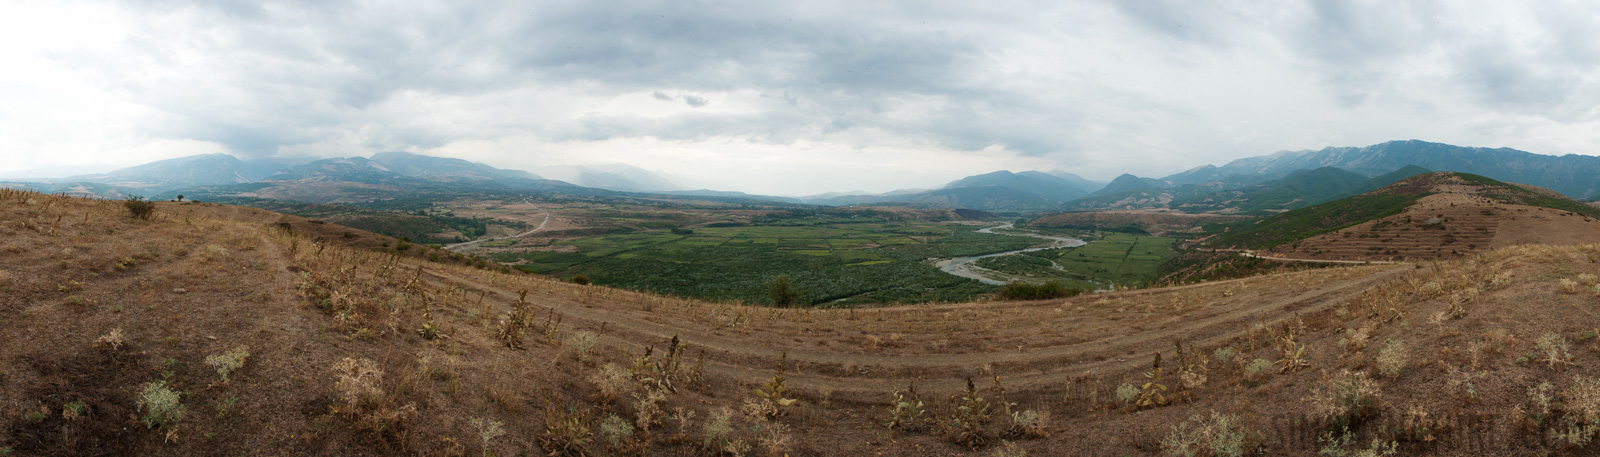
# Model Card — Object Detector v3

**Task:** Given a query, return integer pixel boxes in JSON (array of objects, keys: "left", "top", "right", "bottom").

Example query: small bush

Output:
[
  {"left": 333, "top": 357, "right": 384, "bottom": 407},
  {"left": 1116, "top": 383, "right": 1139, "bottom": 404},
  {"left": 767, "top": 274, "right": 798, "bottom": 307},
  {"left": 997, "top": 281, "right": 1087, "bottom": 301},
  {"left": 571, "top": 274, "right": 590, "bottom": 285},
  {"left": 470, "top": 417, "right": 505, "bottom": 457},
  {"left": 124, "top": 196, "right": 155, "bottom": 220},
  {"left": 1161, "top": 411, "right": 1252, "bottom": 457},
  {"left": 136, "top": 381, "right": 185, "bottom": 429},
  {"left": 1310, "top": 370, "right": 1381, "bottom": 431},
  {"left": 540, "top": 404, "right": 593, "bottom": 455},
  {"left": 1536, "top": 332, "right": 1574, "bottom": 368},
  {"left": 1212, "top": 346, "right": 1237, "bottom": 365},
  {"left": 205, "top": 346, "right": 250, "bottom": 383},
  {"left": 1376, "top": 339, "right": 1406, "bottom": 379}
]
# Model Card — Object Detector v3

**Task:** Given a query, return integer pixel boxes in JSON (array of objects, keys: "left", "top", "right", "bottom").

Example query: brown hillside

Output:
[
  {"left": 1264, "top": 174, "right": 1600, "bottom": 262},
  {"left": 7, "top": 189, "right": 1600, "bottom": 455}
]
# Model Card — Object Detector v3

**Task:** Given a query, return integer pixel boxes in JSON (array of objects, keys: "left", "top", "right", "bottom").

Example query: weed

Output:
[
  {"left": 1116, "top": 383, "right": 1139, "bottom": 404},
  {"left": 749, "top": 352, "right": 798, "bottom": 419},
  {"left": 49, "top": 404, "right": 78, "bottom": 426},
  {"left": 332, "top": 357, "right": 384, "bottom": 408},
  {"left": 1137, "top": 352, "right": 1171, "bottom": 408},
  {"left": 990, "top": 440, "right": 1028, "bottom": 457},
  {"left": 1527, "top": 381, "right": 1555, "bottom": 426},
  {"left": 1160, "top": 411, "right": 1252, "bottom": 457},
  {"left": 1243, "top": 359, "right": 1273, "bottom": 382},
  {"left": 94, "top": 328, "right": 125, "bottom": 351},
  {"left": 885, "top": 381, "right": 927, "bottom": 431},
  {"left": 947, "top": 377, "right": 996, "bottom": 448},
  {"left": 598, "top": 413, "right": 635, "bottom": 452},
  {"left": 1004, "top": 409, "right": 1049, "bottom": 439},
  {"left": 590, "top": 363, "right": 634, "bottom": 404},
  {"left": 137, "top": 380, "right": 186, "bottom": 430},
  {"left": 1561, "top": 278, "right": 1581, "bottom": 294},
  {"left": 205, "top": 346, "right": 250, "bottom": 383},
  {"left": 1536, "top": 332, "right": 1575, "bottom": 368},
  {"left": 1212, "top": 346, "right": 1237, "bottom": 365},
  {"left": 1316, "top": 427, "right": 1396, "bottom": 456},
  {"left": 567, "top": 330, "right": 598, "bottom": 363},
  {"left": 215, "top": 396, "right": 238, "bottom": 418},
  {"left": 702, "top": 407, "right": 738, "bottom": 453},
  {"left": 1375, "top": 339, "right": 1406, "bottom": 379},
  {"left": 469, "top": 417, "right": 505, "bottom": 457},
  {"left": 1276, "top": 337, "right": 1310, "bottom": 374},
  {"left": 1309, "top": 370, "right": 1381, "bottom": 431},
  {"left": 539, "top": 403, "right": 593, "bottom": 456}
]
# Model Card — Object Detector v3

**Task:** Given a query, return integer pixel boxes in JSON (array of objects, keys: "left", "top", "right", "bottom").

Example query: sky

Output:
[{"left": 4, "top": 0, "right": 1600, "bottom": 195}]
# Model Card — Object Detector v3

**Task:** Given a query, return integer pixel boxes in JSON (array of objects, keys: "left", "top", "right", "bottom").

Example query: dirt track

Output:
[{"left": 422, "top": 261, "right": 1410, "bottom": 393}]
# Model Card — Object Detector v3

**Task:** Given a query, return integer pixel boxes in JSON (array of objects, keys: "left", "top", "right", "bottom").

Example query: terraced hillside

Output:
[
  {"left": 6, "top": 189, "right": 1600, "bottom": 455},
  {"left": 1251, "top": 173, "right": 1600, "bottom": 261}
]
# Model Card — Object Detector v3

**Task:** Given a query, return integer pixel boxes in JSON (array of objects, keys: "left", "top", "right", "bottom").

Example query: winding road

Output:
[{"left": 443, "top": 200, "right": 551, "bottom": 251}]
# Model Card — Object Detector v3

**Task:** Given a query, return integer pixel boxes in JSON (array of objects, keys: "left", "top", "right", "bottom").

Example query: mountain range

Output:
[{"left": 6, "top": 139, "right": 1599, "bottom": 212}]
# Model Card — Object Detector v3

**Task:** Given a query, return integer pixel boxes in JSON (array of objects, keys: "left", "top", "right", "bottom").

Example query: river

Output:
[{"left": 933, "top": 223, "right": 1087, "bottom": 286}]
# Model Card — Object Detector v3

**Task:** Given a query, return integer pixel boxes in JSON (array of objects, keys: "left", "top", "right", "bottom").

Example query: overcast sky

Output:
[{"left": 5, "top": 0, "right": 1600, "bottom": 195}]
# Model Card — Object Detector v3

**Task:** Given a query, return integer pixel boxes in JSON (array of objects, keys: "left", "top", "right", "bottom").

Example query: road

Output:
[{"left": 443, "top": 199, "right": 550, "bottom": 251}]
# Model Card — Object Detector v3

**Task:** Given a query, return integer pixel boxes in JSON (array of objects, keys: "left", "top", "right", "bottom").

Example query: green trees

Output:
[{"left": 767, "top": 275, "right": 799, "bottom": 307}]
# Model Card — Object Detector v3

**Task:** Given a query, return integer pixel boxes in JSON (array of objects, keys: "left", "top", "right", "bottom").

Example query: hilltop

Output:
[{"left": 1210, "top": 172, "right": 1600, "bottom": 261}]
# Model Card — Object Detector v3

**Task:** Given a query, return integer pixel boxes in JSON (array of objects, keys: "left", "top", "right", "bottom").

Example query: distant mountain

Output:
[
  {"left": 369, "top": 152, "right": 540, "bottom": 180},
  {"left": 46, "top": 154, "right": 299, "bottom": 194},
  {"left": 942, "top": 170, "right": 1088, "bottom": 202},
  {"left": 1089, "top": 174, "right": 1164, "bottom": 197},
  {"left": 656, "top": 189, "right": 803, "bottom": 203},
  {"left": 528, "top": 164, "right": 685, "bottom": 192},
  {"left": 1170, "top": 166, "right": 1370, "bottom": 215},
  {"left": 1213, "top": 140, "right": 1600, "bottom": 199},
  {"left": 889, "top": 186, "right": 1057, "bottom": 212},
  {"left": 1044, "top": 170, "right": 1107, "bottom": 194}
]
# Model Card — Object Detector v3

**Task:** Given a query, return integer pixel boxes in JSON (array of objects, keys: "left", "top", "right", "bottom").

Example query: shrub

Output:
[
  {"left": 750, "top": 353, "right": 798, "bottom": 419},
  {"left": 539, "top": 403, "right": 593, "bottom": 455},
  {"left": 1309, "top": 370, "right": 1381, "bottom": 431},
  {"left": 1160, "top": 411, "right": 1252, "bottom": 457},
  {"left": 136, "top": 381, "right": 185, "bottom": 429},
  {"left": 598, "top": 413, "right": 635, "bottom": 451},
  {"left": 1212, "top": 346, "right": 1237, "bottom": 365},
  {"left": 767, "top": 274, "right": 799, "bottom": 307},
  {"left": 885, "top": 382, "right": 927, "bottom": 431},
  {"left": 124, "top": 196, "right": 155, "bottom": 220},
  {"left": 947, "top": 378, "right": 996, "bottom": 448},
  {"left": 469, "top": 417, "right": 505, "bottom": 457},
  {"left": 1536, "top": 332, "right": 1575, "bottom": 368},
  {"left": 1116, "top": 383, "right": 1139, "bottom": 404},
  {"left": 997, "top": 281, "right": 1087, "bottom": 301},
  {"left": 1376, "top": 339, "right": 1406, "bottom": 379},
  {"left": 205, "top": 346, "right": 251, "bottom": 383},
  {"left": 333, "top": 357, "right": 384, "bottom": 407}
]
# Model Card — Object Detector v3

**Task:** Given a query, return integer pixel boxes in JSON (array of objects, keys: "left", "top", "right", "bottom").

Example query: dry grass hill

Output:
[
  {"left": 5, "top": 188, "right": 1600, "bottom": 456},
  {"left": 1258, "top": 173, "right": 1600, "bottom": 262}
]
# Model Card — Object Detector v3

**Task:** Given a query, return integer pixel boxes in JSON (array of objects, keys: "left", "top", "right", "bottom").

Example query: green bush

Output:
[
  {"left": 767, "top": 275, "right": 799, "bottom": 307},
  {"left": 124, "top": 196, "right": 156, "bottom": 220}
]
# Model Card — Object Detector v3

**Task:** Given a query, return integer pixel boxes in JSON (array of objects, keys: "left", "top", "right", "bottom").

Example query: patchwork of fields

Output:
[{"left": 493, "top": 219, "right": 1179, "bottom": 305}]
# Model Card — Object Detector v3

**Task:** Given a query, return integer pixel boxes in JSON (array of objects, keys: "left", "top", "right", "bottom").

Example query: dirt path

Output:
[
  {"left": 422, "top": 263, "right": 1410, "bottom": 393},
  {"left": 443, "top": 201, "right": 550, "bottom": 251}
]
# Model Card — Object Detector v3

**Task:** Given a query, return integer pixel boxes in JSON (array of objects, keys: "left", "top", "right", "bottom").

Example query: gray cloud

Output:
[{"left": 13, "top": 0, "right": 1600, "bottom": 192}]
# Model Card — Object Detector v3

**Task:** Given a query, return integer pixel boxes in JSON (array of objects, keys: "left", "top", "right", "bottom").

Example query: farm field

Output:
[
  {"left": 971, "top": 232, "right": 1178, "bottom": 289},
  {"left": 492, "top": 220, "right": 1042, "bottom": 305}
]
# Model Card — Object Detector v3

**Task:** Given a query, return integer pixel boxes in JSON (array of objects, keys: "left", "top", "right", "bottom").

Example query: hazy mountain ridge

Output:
[{"left": 1210, "top": 140, "right": 1600, "bottom": 199}]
